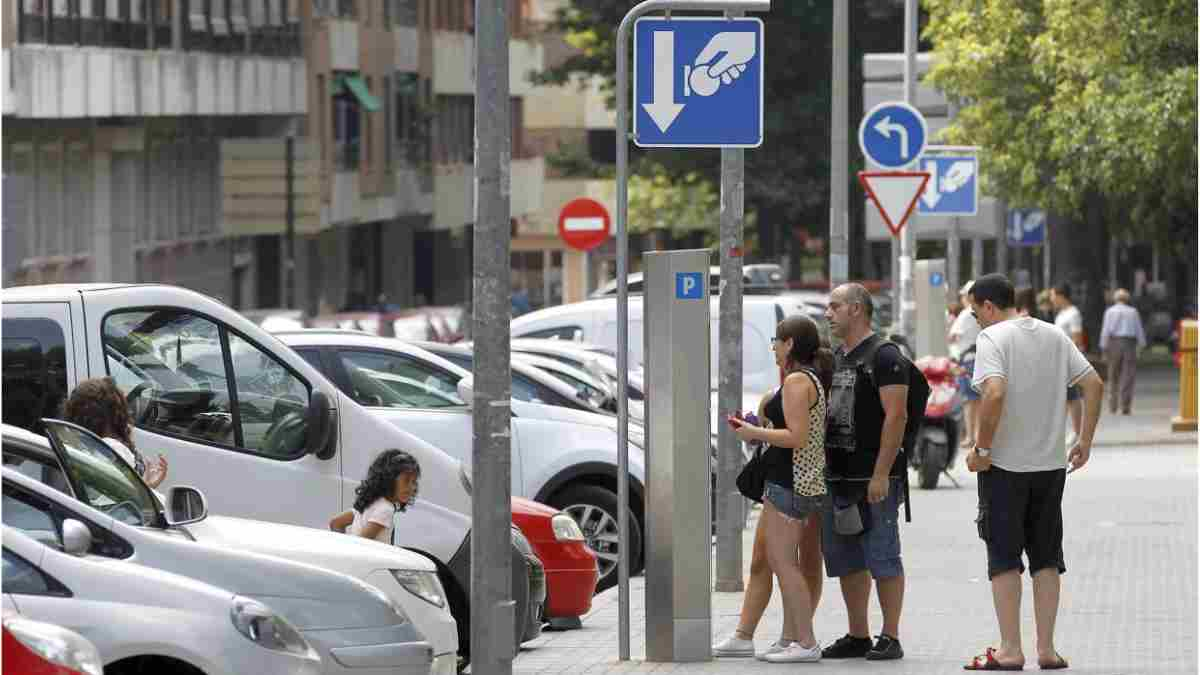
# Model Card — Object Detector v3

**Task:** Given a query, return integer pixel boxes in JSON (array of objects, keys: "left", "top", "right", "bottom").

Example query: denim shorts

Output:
[
  {"left": 821, "top": 477, "right": 905, "bottom": 580},
  {"left": 958, "top": 354, "right": 980, "bottom": 401},
  {"left": 762, "top": 482, "right": 825, "bottom": 521}
]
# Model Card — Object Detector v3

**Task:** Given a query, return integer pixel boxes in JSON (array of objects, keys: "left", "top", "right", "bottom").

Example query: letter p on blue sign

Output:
[{"left": 675, "top": 272, "right": 704, "bottom": 299}]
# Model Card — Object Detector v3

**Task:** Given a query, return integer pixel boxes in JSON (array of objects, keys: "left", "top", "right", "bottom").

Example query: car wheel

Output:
[{"left": 551, "top": 484, "right": 642, "bottom": 594}]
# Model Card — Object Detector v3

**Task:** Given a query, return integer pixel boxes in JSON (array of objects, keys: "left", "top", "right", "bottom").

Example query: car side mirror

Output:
[
  {"left": 165, "top": 486, "right": 209, "bottom": 526},
  {"left": 61, "top": 519, "right": 92, "bottom": 557},
  {"left": 306, "top": 390, "right": 338, "bottom": 460},
  {"left": 456, "top": 377, "right": 474, "bottom": 407}
]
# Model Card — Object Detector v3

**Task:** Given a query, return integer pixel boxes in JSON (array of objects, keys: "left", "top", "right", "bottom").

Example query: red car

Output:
[
  {"left": 511, "top": 497, "right": 599, "bottom": 629},
  {"left": 2, "top": 613, "right": 104, "bottom": 675}
]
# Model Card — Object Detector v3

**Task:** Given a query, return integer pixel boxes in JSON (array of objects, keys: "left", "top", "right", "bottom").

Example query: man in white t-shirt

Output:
[
  {"left": 962, "top": 274, "right": 1103, "bottom": 672},
  {"left": 1051, "top": 282, "right": 1086, "bottom": 443}
]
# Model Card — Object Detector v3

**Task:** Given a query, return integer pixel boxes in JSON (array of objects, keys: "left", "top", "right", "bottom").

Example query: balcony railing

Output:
[{"left": 15, "top": 0, "right": 301, "bottom": 58}]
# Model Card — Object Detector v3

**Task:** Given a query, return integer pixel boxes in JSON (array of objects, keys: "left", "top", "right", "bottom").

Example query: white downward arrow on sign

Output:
[
  {"left": 642, "top": 31, "right": 685, "bottom": 132},
  {"left": 874, "top": 116, "right": 909, "bottom": 160},
  {"left": 921, "top": 160, "right": 942, "bottom": 209}
]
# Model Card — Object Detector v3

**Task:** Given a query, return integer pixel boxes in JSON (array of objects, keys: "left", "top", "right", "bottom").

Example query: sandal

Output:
[
  {"left": 1039, "top": 653, "right": 1068, "bottom": 670},
  {"left": 965, "top": 647, "right": 1025, "bottom": 671}
]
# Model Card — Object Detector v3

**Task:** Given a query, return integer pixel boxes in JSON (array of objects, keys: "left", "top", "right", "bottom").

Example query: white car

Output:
[
  {"left": 3, "top": 525, "right": 324, "bottom": 675},
  {"left": 2, "top": 428, "right": 435, "bottom": 675},
  {"left": 274, "top": 330, "right": 648, "bottom": 592},
  {"left": 1, "top": 422, "right": 460, "bottom": 675},
  {"left": 2, "top": 282, "right": 539, "bottom": 669},
  {"left": 510, "top": 294, "right": 819, "bottom": 398}
]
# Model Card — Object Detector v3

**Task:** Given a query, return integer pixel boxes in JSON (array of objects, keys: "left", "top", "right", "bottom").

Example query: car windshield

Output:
[
  {"left": 345, "top": 364, "right": 464, "bottom": 408},
  {"left": 42, "top": 420, "right": 160, "bottom": 527}
]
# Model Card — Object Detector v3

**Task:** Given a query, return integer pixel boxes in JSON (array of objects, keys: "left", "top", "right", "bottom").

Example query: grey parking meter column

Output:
[{"left": 643, "top": 249, "right": 712, "bottom": 663}]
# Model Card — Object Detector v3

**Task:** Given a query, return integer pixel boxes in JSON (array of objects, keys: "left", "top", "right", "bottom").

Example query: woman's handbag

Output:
[{"left": 736, "top": 443, "right": 768, "bottom": 503}]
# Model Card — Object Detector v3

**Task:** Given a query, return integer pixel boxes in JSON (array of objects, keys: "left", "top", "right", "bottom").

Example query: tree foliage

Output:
[{"left": 924, "top": 0, "right": 1198, "bottom": 242}]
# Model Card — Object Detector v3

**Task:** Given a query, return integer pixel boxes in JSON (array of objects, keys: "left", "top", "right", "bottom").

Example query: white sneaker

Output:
[
  {"left": 763, "top": 641, "right": 822, "bottom": 663},
  {"left": 712, "top": 634, "right": 755, "bottom": 657},
  {"left": 755, "top": 640, "right": 791, "bottom": 661}
]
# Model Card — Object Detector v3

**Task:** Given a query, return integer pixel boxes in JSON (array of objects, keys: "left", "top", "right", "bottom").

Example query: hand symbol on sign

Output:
[{"left": 687, "top": 32, "right": 756, "bottom": 97}]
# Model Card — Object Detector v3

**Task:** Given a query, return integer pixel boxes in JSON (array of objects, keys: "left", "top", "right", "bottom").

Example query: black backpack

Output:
[{"left": 854, "top": 337, "right": 931, "bottom": 522}]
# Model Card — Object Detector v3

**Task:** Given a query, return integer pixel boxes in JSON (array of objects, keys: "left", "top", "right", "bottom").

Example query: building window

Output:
[
  {"left": 393, "top": 73, "right": 431, "bottom": 166},
  {"left": 433, "top": 95, "right": 474, "bottom": 165},
  {"left": 388, "top": 0, "right": 417, "bottom": 27},
  {"left": 332, "top": 73, "right": 383, "bottom": 171}
]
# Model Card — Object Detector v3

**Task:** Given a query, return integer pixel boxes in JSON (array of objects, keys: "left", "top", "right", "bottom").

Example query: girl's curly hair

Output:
[
  {"left": 354, "top": 449, "right": 421, "bottom": 513},
  {"left": 62, "top": 377, "right": 145, "bottom": 474},
  {"left": 63, "top": 377, "right": 137, "bottom": 449}
]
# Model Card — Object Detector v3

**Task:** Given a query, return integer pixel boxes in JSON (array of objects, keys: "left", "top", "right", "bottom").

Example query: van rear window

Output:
[{"left": 2, "top": 319, "right": 69, "bottom": 434}]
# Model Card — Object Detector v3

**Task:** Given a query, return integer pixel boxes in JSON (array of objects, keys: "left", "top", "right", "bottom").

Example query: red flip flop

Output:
[{"left": 964, "top": 648, "right": 1025, "bottom": 671}]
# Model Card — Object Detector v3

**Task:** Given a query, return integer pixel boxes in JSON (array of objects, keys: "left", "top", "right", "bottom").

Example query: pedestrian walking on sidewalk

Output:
[
  {"left": 725, "top": 315, "right": 833, "bottom": 664},
  {"left": 950, "top": 281, "right": 982, "bottom": 450},
  {"left": 963, "top": 274, "right": 1104, "bottom": 672},
  {"left": 1051, "top": 282, "right": 1087, "bottom": 445},
  {"left": 714, "top": 357, "right": 826, "bottom": 662},
  {"left": 821, "top": 283, "right": 912, "bottom": 662},
  {"left": 1100, "top": 288, "right": 1146, "bottom": 415}
]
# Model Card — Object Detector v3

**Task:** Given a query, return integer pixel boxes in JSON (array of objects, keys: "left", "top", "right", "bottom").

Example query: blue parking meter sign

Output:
[
  {"left": 859, "top": 101, "right": 927, "bottom": 169},
  {"left": 634, "top": 17, "right": 764, "bottom": 148},
  {"left": 1008, "top": 209, "right": 1046, "bottom": 247},
  {"left": 917, "top": 154, "right": 979, "bottom": 216},
  {"left": 676, "top": 272, "right": 704, "bottom": 299}
]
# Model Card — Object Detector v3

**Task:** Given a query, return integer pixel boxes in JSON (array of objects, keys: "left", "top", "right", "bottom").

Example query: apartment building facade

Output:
[{"left": 2, "top": 0, "right": 547, "bottom": 315}]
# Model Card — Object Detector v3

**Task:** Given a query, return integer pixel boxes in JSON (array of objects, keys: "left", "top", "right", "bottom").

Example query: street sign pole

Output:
[
  {"left": 899, "top": 0, "right": 918, "bottom": 339},
  {"left": 473, "top": 0, "right": 514, "bottom": 673},
  {"left": 715, "top": 9, "right": 746, "bottom": 597},
  {"left": 615, "top": 0, "right": 769, "bottom": 661},
  {"left": 829, "top": 0, "right": 849, "bottom": 286}
]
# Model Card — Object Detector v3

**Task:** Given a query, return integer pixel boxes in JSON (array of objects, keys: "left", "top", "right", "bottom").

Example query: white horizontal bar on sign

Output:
[{"left": 563, "top": 217, "right": 606, "bottom": 232}]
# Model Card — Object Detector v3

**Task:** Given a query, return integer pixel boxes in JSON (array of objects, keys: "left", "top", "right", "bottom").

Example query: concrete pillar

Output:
[{"left": 91, "top": 145, "right": 114, "bottom": 281}]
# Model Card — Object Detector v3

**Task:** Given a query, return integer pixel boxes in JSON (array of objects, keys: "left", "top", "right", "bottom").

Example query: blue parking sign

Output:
[
  {"left": 634, "top": 17, "right": 764, "bottom": 148},
  {"left": 917, "top": 155, "right": 978, "bottom": 216},
  {"left": 675, "top": 272, "right": 704, "bottom": 299},
  {"left": 1008, "top": 209, "right": 1046, "bottom": 246}
]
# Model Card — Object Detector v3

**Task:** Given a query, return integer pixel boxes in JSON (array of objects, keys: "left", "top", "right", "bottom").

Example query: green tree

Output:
[{"left": 924, "top": 0, "right": 1197, "bottom": 244}]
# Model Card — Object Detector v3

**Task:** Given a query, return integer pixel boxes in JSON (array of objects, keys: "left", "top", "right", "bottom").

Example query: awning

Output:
[{"left": 331, "top": 74, "right": 382, "bottom": 112}]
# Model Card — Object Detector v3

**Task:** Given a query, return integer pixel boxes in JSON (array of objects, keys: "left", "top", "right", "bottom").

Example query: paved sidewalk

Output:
[
  {"left": 511, "top": 367, "right": 1197, "bottom": 675},
  {"left": 1092, "top": 365, "right": 1195, "bottom": 447}
]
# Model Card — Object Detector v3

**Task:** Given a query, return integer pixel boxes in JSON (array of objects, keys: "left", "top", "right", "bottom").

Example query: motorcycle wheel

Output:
[{"left": 919, "top": 442, "right": 946, "bottom": 490}]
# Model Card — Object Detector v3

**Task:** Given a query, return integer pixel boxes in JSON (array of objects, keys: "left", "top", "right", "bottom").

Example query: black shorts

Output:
[{"left": 975, "top": 467, "right": 1067, "bottom": 579}]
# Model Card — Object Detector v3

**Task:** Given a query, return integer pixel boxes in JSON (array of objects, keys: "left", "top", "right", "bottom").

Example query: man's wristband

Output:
[{"left": 975, "top": 447, "right": 991, "bottom": 457}]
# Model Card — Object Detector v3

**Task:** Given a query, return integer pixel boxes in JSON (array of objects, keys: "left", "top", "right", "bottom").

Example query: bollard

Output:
[{"left": 1171, "top": 319, "right": 1197, "bottom": 432}]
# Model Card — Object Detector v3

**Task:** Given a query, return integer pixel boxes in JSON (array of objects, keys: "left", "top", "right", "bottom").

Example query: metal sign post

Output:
[
  {"left": 615, "top": 0, "right": 770, "bottom": 661},
  {"left": 473, "top": 1, "right": 514, "bottom": 673}
]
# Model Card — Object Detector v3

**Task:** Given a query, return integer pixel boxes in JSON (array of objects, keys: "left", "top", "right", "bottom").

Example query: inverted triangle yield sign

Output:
[{"left": 859, "top": 171, "right": 930, "bottom": 236}]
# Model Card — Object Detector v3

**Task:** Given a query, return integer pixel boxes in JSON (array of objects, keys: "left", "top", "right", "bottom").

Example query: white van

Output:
[
  {"left": 0, "top": 283, "right": 531, "bottom": 666},
  {"left": 511, "top": 294, "right": 824, "bottom": 399}
]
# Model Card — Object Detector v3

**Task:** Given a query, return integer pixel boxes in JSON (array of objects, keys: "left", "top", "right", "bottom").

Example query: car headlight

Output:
[
  {"left": 230, "top": 596, "right": 319, "bottom": 659},
  {"left": 3, "top": 615, "right": 104, "bottom": 675},
  {"left": 551, "top": 513, "right": 585, "bottom": 542},
  {"left": 391, "top": 569, "right": 447, "bottom": 608},
  {"left": 459, "top": 463, "right": 472, "bottom": 496}
]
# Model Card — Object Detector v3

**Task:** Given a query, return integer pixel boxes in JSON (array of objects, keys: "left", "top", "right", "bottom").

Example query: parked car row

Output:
[{"left": 2, "top": 283, "right": 601, "bottom": 674}]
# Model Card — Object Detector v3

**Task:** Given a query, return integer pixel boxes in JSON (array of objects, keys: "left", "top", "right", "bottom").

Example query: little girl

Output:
[
  {"left": 330, "top": 449, "right": 421, "bottom": 543},
  {"left": 63, "top": 377, "right": 169, "bottom": 488}
]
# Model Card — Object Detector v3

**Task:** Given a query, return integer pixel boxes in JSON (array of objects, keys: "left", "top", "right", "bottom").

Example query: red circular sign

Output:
[{"left": 558, "top": 198, "right": 611, "bottom": 252}]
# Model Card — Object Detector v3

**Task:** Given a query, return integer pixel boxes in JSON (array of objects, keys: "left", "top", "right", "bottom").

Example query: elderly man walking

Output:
[
  {"left": 1100, "top": 289, "right": 1147, "bottom": 415},
  {"left": 962, "top": 274, "right": 1104, "bottom": 672}
]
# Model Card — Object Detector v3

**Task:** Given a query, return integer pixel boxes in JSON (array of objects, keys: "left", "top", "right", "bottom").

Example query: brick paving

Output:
[{"left": 508, "top": 367, "right": 1197, "bottom": 675}]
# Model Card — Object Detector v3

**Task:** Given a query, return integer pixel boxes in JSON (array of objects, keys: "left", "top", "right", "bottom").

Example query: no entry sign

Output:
[{"left": 558, "top": 198, "right": 611, "bottom": 251}]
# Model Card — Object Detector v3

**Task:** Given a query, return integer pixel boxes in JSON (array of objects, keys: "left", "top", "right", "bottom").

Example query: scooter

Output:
[{"left": 910, "top": 355, "right": 962, "bottom": 489}]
